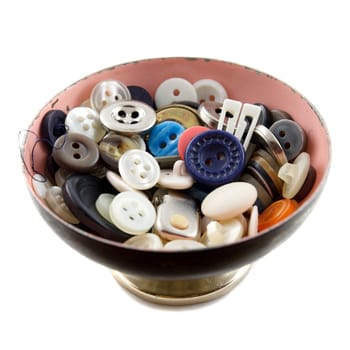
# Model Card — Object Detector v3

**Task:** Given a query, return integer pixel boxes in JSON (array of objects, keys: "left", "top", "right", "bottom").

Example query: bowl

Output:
[{"left": 20, "top": 57, "right": 331, "bottom": 305}]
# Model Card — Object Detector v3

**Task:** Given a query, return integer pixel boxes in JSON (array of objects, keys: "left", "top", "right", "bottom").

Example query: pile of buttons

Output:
[{"left": 33, "top": 77, "right": 316, "bottom": 251}]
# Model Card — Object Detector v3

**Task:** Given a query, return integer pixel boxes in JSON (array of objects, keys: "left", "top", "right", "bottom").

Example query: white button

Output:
[
  {"left": 45, "top": 186, "right": 80, "bottom": 224},
  {"left": 201, "top": 217, "right": 245, "bottom": 247},
  {"left": 278, "top": 152, "right": 310, "bottom": 199},
  {"left": 247, "top": 205, "right": 259, "bottom": 237},
  {"left": 32, "top": 173, "right": 52, "bottom": 199},
  {"left": 90, "top": 79, "right": 131, "bottom": 112},
  {"left": 119, "top": 149, "right": 160, "bottom": 190},
  {"left": 65, "top": 107, "right": 106, "bottom": 142},
  {"left": 95, "top": 193, "right": 115, "bottom": 223},
  {"left": 158, "top": 160, "right": 194, "bottom": 190},
  {"left": 155, "top": 77, "right": 198, "bottom": 109},
  {"left": 124, "top": 233, "right": 163, "bottom": 250},
  {"left": 193, "top": 79, "right": 228, "bottom": 104},
  {"left": 163, "top": 239, "right": 206, "bottom": 251},
  {"left": 100, "top": 100, "right": 156, "bottom": 135},
  {"left": 109, "top": 191, "right": 156, "bottom": 235},
  {"left": 130, "top": 134, "right": 146, "bottom": 151}
]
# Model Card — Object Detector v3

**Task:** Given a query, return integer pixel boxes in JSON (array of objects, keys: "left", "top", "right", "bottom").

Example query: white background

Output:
[{"left": 1, "top": 1, "right": 349, "bottom": 349}]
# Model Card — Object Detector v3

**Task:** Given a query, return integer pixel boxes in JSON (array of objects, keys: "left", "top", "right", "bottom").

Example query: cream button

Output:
[
  {"left": 163, "top": 240, "right": 205, "bottom": 251},
  {"left": 124, "top": 233, "right": 163, "bottom": 250},
  {"left": 95, "top": 193, "right": 115, "bottom": 223},
  {"left": 247, "top": 205, "right": 259, "bottom": 237},
  {"left": 158, "top": 160, "right": 194, "bottom": 190},
  {"left": 193, "top": 79, "right": 228, "bottom": 104},
  {"left": 201, "top": 182, "right": 257, "bottom": 220}
]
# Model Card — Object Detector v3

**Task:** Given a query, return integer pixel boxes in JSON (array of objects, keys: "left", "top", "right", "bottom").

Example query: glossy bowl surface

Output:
[{"left": 21, "top": 57, "right": 331, "bottom": 280}]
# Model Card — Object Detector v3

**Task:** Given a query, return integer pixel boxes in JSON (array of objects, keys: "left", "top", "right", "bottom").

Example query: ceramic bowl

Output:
[{"left": 20, "top": 57, "right": 331, "bottom": 305}]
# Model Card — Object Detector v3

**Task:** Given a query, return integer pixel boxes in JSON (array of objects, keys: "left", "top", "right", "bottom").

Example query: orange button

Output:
[{"left": 258, "top": 199, "right": 298, "bottom": 231}]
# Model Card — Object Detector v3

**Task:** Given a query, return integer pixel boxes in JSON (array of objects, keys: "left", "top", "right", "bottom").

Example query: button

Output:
[
  {"left": 154, "top": 193, "right": 200, "bottom": 241},
  {"left": 90, "top": 79, "right": 131, "bottom": 112},
  {"left": 258, "top": 198, "right": 298, "bottom": 231},
  {"left": 184, "top": 130, "right": 245, "bottom": 186},
  {"left": 270, "top": 119, "right": 306, "bottom": 161},
  {"left": 293, "top": 165, "right": 316, "bottom": 202},
  {"left": 278, "top": 152, "right": 310, "bottom": 199},
  {"left": 253, "top": 149, "right": 280, "bottom": 173},
  {"left": 254, "top": 103, "right": 272, "bottom": 127},
  {"left": 247, "top": 205, "right": 259, "bottom": 237},
  {"left": 65, "top": 107, "right": 106, "bottom": 142},
  {"left": 123, "top": 233, "right": 163, "bottom": 250},
  {"left": 32, "top": 173, "right": 53, "bottom": 199},
  {"left": 177, "top": 126, "right": 209, "bottom": 160},
  {"left": 54, "top": 167, "right": 74, "bottom": 187},
  {"left": 240, "top": 173, "right": 273, "bottom": 213},
  {"left": 270, "top": 109, "right": 293, "bottom": 123},
  {"left": 201, "top": 217, "right": 246, "bottom": 247},
  {"left": 109, "top": 191, "right": 156, "bottom": 235},
  {"left": 40, "top": 109, "right": 67, "bottom": 146},
  {"left": 253, "top": 125, "right": 288, "bottom": 166},
  {"left": 98, "top": 132, "right": 144, "bottom": 171},
  {"left": 127, "top": 85, "right": 154, "bottom": 108},
  {"left": 52, "top": 133, "right": 99, "bottom": 172},
  {"left": 148, "top": 121, "right": 185, "bottom": 157},
  {"left": 100, "top": 100, "right": 156, "bottom": 135},
  {"left": 156, "top": 104, "right": 201, "bottom": 129},
  {"left": 198, "top": 101, "right": 223, "bottom": 128},
  {"left": 163, "top": 240, "right": 205, "bottom": 251},
  {"left": 193, "top": 79, "right": 228, "bottom": 104},
  {"left": 154, "top": 77, "right": 198, "bottom": 109},
  {"left": 118, "top": 149, "right": 160, "bottom": 190},
  {"left": 62, "top": 174, "right": 131, "bottom": 242},
  {"left": 158, "top": 160, "right": 194, "bottom": 190},
  {"left": 201, "top": 182, "right": 257, "bottom": 220},
  {"left": 185, "top": 182, "right": 214, "bottom": 203},
  {"left": 95, "top": 193, "right": 115, "bottom": 223},
  {"left": 46, "top": 186, "right": 80, "bottom": 224}
]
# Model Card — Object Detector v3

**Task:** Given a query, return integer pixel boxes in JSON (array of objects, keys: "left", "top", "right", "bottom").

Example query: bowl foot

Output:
[{"left": 111, "top": 264, "right": 251, "bottom": 306}]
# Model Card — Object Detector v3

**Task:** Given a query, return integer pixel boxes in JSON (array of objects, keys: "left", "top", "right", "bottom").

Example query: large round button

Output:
[
  {"left": 193, "top": 79, "right": 228, "bottom": 104},
  {"left": 148, "top": 121, "right": 185, "bottom": 157},
  {"left": 65, "top": 107, "right": 106, "bottom": 142},
  {"left": 90, "top": 79, "right": 131, "bottom": 112},
  {"left": 52, "top": 133, "right": 99, "bottom": 172},
  {"left": 154, "top": 77, "right": 198, "bottom": 109},
  {"left": 62, "top": 174, "right": 131, "bottom": 242},
  {"left": 184, "top": 130, "right": 245, "bottom": 186},
  {"left": 270, "top": 119, "right": 306, "bottom": 161},
  {"left": 118, "top": 149, "right": 160, "bottom": 190},
  {"left": 100, "top": 100, "right": 156, "bottom": 135},
  {"left": 156, "top": 104, "right": 201, "bottom": 129},
  {"left": 109, "top": 191, "right": 156, "bottom": 235},
  {"left": 40, "top": 109, "right": 67, "bottom": 146}
]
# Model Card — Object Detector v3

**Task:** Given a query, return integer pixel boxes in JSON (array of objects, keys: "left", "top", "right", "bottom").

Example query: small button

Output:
[
  {"left": 154, "top": 77, "right": 198, "bottom": 109},
  {"left": 293, "top": 165, "right": 316, "bottom": 202},
  {"left": 278, "top": 152, "right": 310, "bottom": 199},
  {"left": 118, "top": 149, "right": 160, "bottom": 190},
  {"left": 123, "top": 233, "right": 163, "bottom": 250},
  {"left": 253, "top": 125, "right": 288, "bottom": 166},
  {"left": 127, "top": 85, "right": 154, "bottom": 108},
  {"left": 258, "top": 198, "right": 298, "bottom": 231},
  {"left": 163, "top": 240, "right": 206, "bottom": 251},
  {"left": 156, "top": 104, "right": 201, "bottom": 129},
  {"left": 52, "top": 133, "right": 99, "bottom": 173},
  {"left": 247, "top": 205, "right": 259, "bottom": 237},
  {"left": 158, "top": 160, "right": 194, "bottom": 190},
  {"left": 177, "top": 126, "right": 209, "bottom": 160},
  {"left": 100, "top": 100, "right": 156, "bottom": 135},
  {"left": 201, "top": 182, "right": 257, "bottom": 220},
  {"left": 62, "top": 174, "right": 131, "bottom": 242},
  {"left": 95, "top": 193, "right": 115, "bottom": 223},
  {"left": 198, "top": 101, "right": 222, "bottom": 128},
  {"left": 65, "top": 107, "right": 106, "bottom": 142},
  {"left": 193, "top": 79, "right": 228, "bottom": 104},
  {"left": 154, "top": 193, "right": 200, "bottom": 241},
  {"left": 254, "top": 103, "right": 272, "bottom": 127},
  {"left": 46, "top": 186, "right": 80, "bottom": 224},
  {"left": 99, "top": 132, "right": 143, "bottom": 171},
  {"left": 109, "top": 191, "right": 156, "bottom": 235},
  {"left": 270, "top": 119, "right": 306, "bottom": 161},
  {"left": 90, "top": 79, "right": 131, "bottom": 112},
  {"left": 184, "top": 130, "right": 245, "bottom": 186},
  {"left": 148, "top": 121, "right": 185, "bottom": 157},
  {"left": 40, "top": 109, "right": 67, "bottom": 146},
  {"left": 270, "top": 109, "right": 293, "bottom": 123}
]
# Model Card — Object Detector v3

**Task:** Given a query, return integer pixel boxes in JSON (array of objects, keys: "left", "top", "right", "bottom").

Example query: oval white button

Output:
[
  {"left": 95, "top": 193, "right": 115, "bottom": 223},
  {"left": 163, "top": 239, "right": 206, "bottom": 251},
  {"left": 158, "top": 160, "right": 194, "bottom": 190},
  {"left": 124, "top": 233, "right": 163, "bottom": 250},
  {"left": 201, "top": 182, "right": 257, "bottom": 220},
  {"left": 109, "top": 191, "right": 156, "bottom": 235},
  {"left": 247, "top": 205, "right": 259, "bottom": 237}
]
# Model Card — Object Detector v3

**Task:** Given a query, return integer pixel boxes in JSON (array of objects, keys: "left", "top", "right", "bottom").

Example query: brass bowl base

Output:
[{"left": 111, "top": 265, "right": 251, "bottom": 306}]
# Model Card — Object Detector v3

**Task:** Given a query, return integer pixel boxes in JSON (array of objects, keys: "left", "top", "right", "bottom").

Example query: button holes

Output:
[
  {"left": 73, "top": 153, "right": 81, "bottom": 159},
  {"left": 215, "top": 108, "right": 222, "bottom": 114},
  {"left": 209, "top": 95, "right": 216, "bottom": 101},
  {"left": 118, "top": 120, "right": 125, "bottom": 123},
  {"left": 87, "top": 114, "right": 94, "bottom": 120},
  {"left": 131, "top": 111, "right": 139, "bottom": 118},
  {"left": 122, "top": 207, "right": 128, "bottom": 211},
  {"left": 130, "top": 121, "right": 138, "bottom": 124},
  {"left": 169, "top": 133, "right": 177, "bottom": 140},
  {"left": 118, "top": 110, "right": 126, "bottom": 117},
  {"left": 205, "top": 158, "right": 213, "bottom": 167},
  {"left": 105, "top": 90, "right": 111, "bottom": 97},
  {"left": 279, "top": 130, "right": 286, "bottom": 137},
  {"left": 144, "top": 164, "right": 151, "bottom": 171},
  {"left": 160, "top": 141, "right": 167, "bottom": 149},
  {"left": 284, "top": 142, "right": 291, "bottom": 149},
  {"left": 77, "top": 116, "right": 85, "bottom": 122},
  {"left": 173, "top": 89, "right": 180, "bottom": 96},
  {"left": 114, "top": 95, "right": 119, "bottom": 100},
  {"left": 134, "top": 158, "right": 141, "bottom": 165},
  {"left": 138, "top": 211, "right": 144, "bottom": 217},
  {"left": 72, "top": 142, "right": 80, "bottom": 149},
  {"left": 225, "top": 111, "right": 234, "bottom": 119},
  {"left": 216, "top": 152, "right": 225, "bottom": 161},
  {"left": 91, "top": 121, "right": 98, "bottom": 129},
  {"left": 129, "top": 216, "right": 135, "bottom": 221},
  {"left": 139, "top": 172, "right": 147, "bottom": 179},
  {"left": 82, "top": 123, "right": 90, "bottom": 131}
]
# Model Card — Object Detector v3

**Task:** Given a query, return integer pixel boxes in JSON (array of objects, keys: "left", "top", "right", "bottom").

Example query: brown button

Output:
[
  {"left": 156, "top": 104, "right": 200, "bottom": 128},
  {"left": 52, "top": 133, "right": 99, "bottom": 172}
]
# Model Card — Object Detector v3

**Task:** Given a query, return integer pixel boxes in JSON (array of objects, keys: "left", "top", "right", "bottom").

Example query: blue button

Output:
[
  {"left": 184, "top": 130, "right": 245, "bottom": 186},
  {"left": 40, "top": 109, "right": 66, "bottom": 146},
  {"left": 148, "top": 121, "right": 185, "bottom": 157}
]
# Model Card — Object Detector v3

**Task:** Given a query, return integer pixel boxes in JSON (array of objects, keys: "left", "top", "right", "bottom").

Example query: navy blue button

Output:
[
  {"left": 62, "top": 174, "right": 132, "bottom": 242},
  {"left": 40, "top": 109, "right": 67, "bottom": 146},
  {"left": 128, "top": 85, "right": 154, "bottom": 108},
  {"left": 254, "top": 103, "right": 272, "bottom": 128},
  {"left": 184, "top": 130, "right": 245, "bottom": 186},
  {"left": 185, "top": 183, "right": 214, "bottom": 203},
  {"left": 148, "top": 121, "right": 185, "bottom": 157}
]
